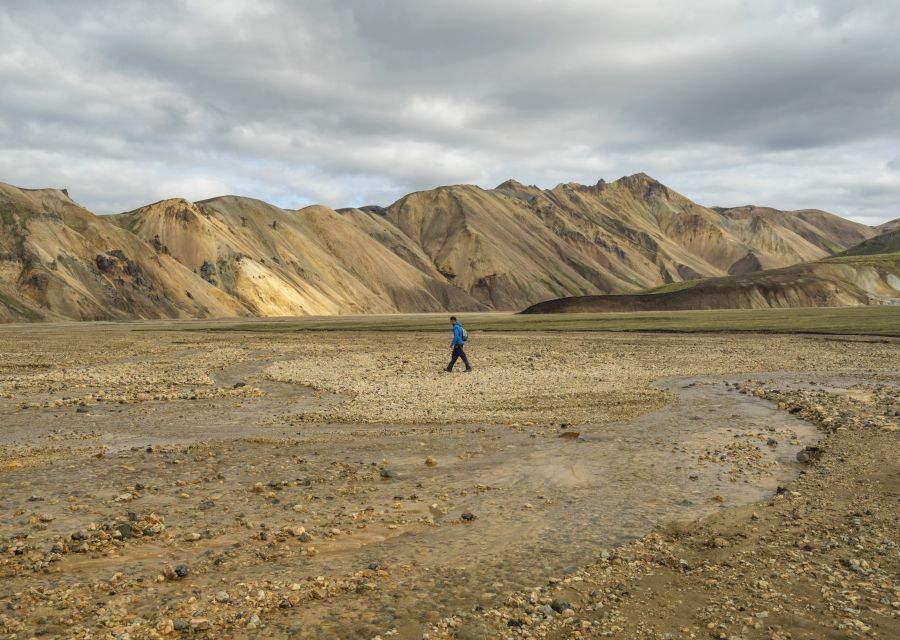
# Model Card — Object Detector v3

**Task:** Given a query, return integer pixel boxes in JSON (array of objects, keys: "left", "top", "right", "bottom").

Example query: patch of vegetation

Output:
[
  {"left": 809, "top": 232, "right": 845, "bottom": 254},
  {"left": 194, "top": 306, "right": 900, "bottom": 337},
  {"left": 0, "top": 291, "right": 43, "bottom": 321},
  {"left": 564, "top": 256, "right": 603, "bottom": 284},
  {"left": 539, "top": 278, "right": 565, "bottom": 299},
  {"left": 0, "top": 200, "right": 35, "bottom": 227},
  {"left": 638, "top": 279, "right": 704, "bottom": 295},
  {"left": 625, "top": 274, "right": 652, "bottom": 289},
  {"left": 820, "top": 253, "right": 900, "bottom": 267}
]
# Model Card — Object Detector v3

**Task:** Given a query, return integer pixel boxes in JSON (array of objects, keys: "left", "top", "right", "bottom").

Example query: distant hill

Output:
[
  {"left": 840, "top": 228, "right": 900, "bottom": 257},
  {"left": 877, "top": 218, "right": 900, "bottom": 233},
  {"left": 0, "top": 174, "right": 884, "bottom": 322},
  {"left": 522, "top": 233, "right": 900, "bottom": 314}
]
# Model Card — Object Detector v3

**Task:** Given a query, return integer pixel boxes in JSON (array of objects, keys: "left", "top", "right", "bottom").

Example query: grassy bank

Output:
[{"left": 200, "top": 306, "right": 900, "bottom": 337}]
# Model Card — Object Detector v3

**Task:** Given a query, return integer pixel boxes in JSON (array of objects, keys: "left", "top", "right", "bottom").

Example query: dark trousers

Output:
[{"left": 446, "top": 345, "right": 471, "bottom": 371}]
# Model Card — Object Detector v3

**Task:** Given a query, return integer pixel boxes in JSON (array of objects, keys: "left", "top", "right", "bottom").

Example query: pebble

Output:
[{"left": 189, "top": 618, "right": 210, "bottom": 631}]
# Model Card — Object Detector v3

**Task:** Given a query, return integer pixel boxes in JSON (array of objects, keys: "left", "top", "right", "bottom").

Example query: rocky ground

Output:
[
  {"left": 426, "top": 379, "right": 900, "bottom": 640},
  {"left": 0, "top": 324, "right": 896, "bottom": 639}
]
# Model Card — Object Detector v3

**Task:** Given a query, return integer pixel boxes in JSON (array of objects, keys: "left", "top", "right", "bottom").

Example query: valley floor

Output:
[{"left": 0, "top": 321, "right": 896, "bottom": 639}]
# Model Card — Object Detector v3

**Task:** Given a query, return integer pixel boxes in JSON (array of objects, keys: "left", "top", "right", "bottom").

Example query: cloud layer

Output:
[{"left": 1, "top": 0, "right": 897, "bottom": 224}]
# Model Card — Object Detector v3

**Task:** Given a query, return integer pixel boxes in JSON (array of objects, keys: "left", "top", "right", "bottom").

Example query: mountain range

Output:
[{"left": 0, "top": 173, "right": 893, "bottom": 322}]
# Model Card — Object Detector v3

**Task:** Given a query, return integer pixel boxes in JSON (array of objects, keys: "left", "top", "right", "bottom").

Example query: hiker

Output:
[{"left": 445, "top": 316, "right": 472, "bottom": 373}]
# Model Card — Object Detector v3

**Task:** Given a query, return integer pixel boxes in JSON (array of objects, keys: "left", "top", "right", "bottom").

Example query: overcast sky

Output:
[{"left": 1, "top": 1, "right": 897, "bottom": 224}]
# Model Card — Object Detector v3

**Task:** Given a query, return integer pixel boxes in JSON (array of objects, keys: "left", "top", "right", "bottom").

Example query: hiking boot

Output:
[{"left": 464, "top": 368, "right": 473, "bottom": 373}]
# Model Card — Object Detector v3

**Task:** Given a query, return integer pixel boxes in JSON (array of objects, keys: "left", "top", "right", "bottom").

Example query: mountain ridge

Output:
[{"left": 0, "top": 174, "right": 886, "bottom": 322}]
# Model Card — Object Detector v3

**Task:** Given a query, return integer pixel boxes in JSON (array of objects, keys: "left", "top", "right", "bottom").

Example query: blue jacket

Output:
[{"left": 451, "top": 322, "right": 465, "bottom": 347}]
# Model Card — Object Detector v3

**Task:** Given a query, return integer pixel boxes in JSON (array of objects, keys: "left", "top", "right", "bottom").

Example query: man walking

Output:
[{"left": 445, "top": 316, "right": 472, "bottom": 372}]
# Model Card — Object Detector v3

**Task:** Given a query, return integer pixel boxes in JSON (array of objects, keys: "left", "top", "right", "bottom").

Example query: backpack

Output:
[{"left": 461, "top": 327, "right": 469, "bottom": 342}]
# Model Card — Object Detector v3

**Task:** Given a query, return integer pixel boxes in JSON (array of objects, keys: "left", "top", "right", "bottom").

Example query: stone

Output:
[
  {"left": 157, "top": 619, "right": 174, "bottom": 635},
  {"left": 550, "top": 600, "right": 572, "bottom": 613},
  {"left": 425, "top": 456, "right": 438, "bottom": 466},
  {"left": 215, "top": 591, "right": 230, "bottom": 603},
  {"left": 189, "top": 618, "right": 210, "bottom": 631},
  {"left": 461, "top": 512, "right": 475, "bottom": 521}
]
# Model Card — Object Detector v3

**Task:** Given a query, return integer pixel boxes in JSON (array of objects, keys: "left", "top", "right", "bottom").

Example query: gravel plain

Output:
[{"left": 0, "top": 324, "right": 897, "bottom": 639}]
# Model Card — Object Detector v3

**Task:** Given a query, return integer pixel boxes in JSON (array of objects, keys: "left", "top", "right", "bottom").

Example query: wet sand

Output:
[{"left": 0, "top": 324, "right": 896, "bottom": 639}]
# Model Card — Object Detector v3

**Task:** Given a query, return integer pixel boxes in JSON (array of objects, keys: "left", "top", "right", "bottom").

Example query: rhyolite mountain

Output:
[{"left": 0, "top": 174, "right": 886, "bottom": 321}]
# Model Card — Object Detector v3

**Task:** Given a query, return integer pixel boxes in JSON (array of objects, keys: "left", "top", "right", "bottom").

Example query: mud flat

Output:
[{"left": 0, "top": 324, "right": 896, "bottom": 639}]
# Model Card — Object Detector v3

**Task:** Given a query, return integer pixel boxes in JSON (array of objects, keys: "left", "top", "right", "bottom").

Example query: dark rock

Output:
[
  {"left": 461, "top": 512, "right": 475, "bottom": 521},
  {"left": 550, "top": 600, "right": 572, "bottom": 613},
  {"left": 379, "top": 468, "right": 397, "bottom": 479},
  {"left": 173, "top": 618, "right": 188, "bottom": 631},
  {"left": 797, "top": 446, "right": 822, "bottom": 464},
  {"left": 116, "top": 523, "right": 133, "bottom": 539},
  {"left": 95, "top": 254, "right": 117, "bottom": 272},
  {"left": 174, "top": 564, "right": 189, "bottom": 578}
]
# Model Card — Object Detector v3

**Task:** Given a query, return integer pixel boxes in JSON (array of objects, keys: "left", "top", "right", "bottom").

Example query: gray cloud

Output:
[{"left": 0, "top": 0, "right": 897, "bottom": 224}]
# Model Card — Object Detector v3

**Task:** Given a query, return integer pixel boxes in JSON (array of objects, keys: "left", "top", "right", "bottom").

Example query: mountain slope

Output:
[
  {"left": 0, "top": 183, "right": 247, "bottom": 322},
  {"left": 0, "top": 174, "right": 885, "bottom": 322},
  {"left": 112, "top": 197, "right": 484, "bottom": 316},
  {"left": 522, "top": 231, "right": 900, "bottom": 314},
  {"left": 836, "top": 228, "right": 900, "bottom": 257},
  {"left": 522, "top": 258, "right": 900, "bottom": 313},
  {"left": 365, "top": 174, "right": 877, "bottom": 308}
]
